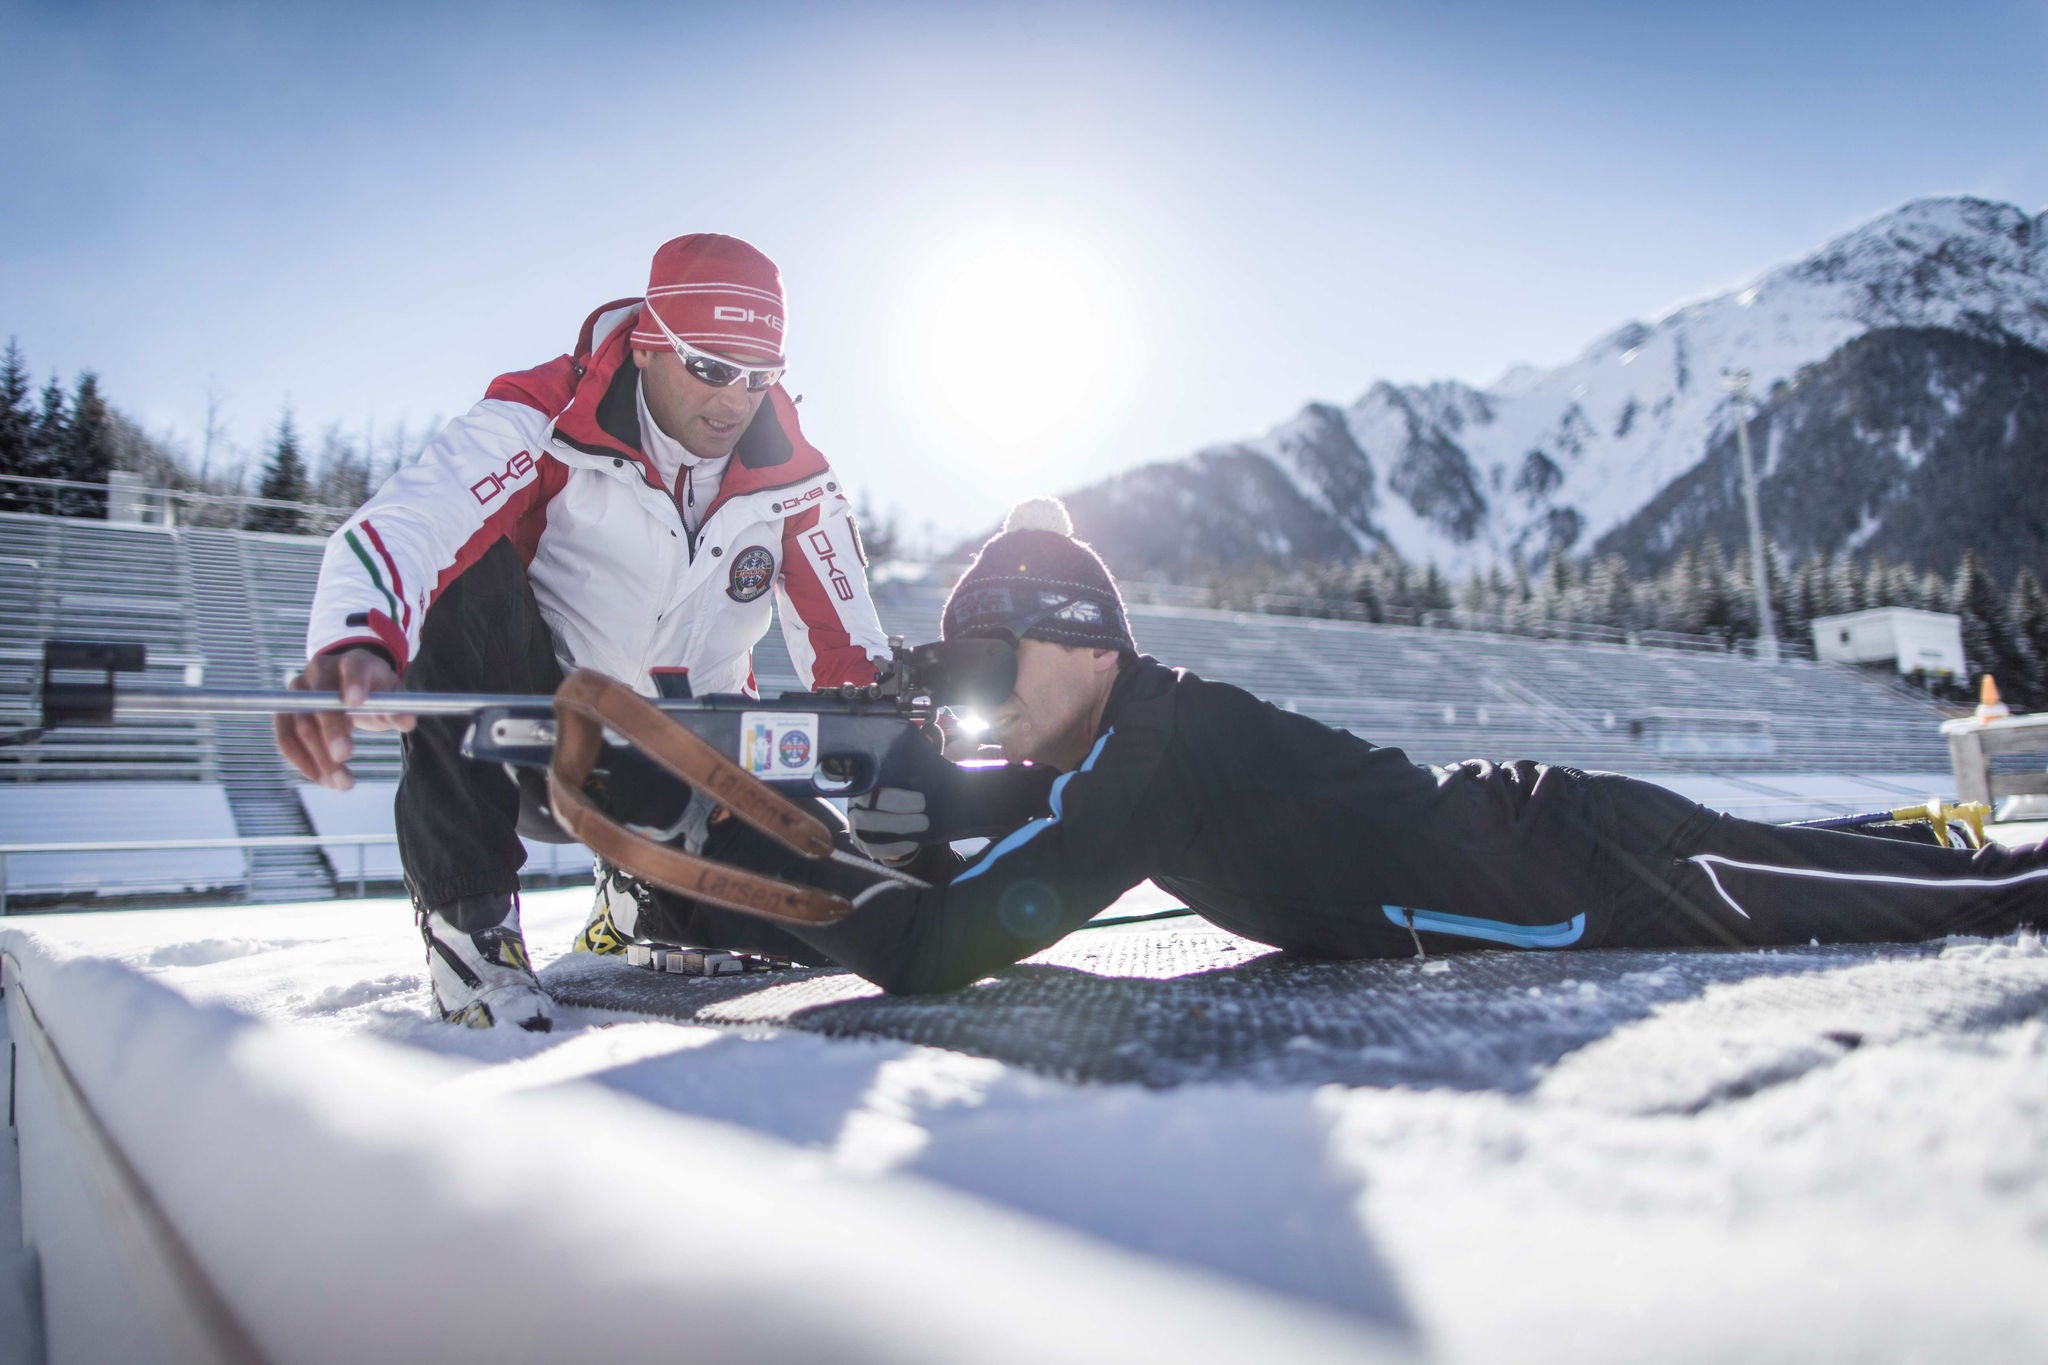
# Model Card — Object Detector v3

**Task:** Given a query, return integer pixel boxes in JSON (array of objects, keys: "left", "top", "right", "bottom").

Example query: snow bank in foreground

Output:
[
  {"left": 9, "top": 889, "right": 2048, "bottom": 1363},
  {"left": 1, "top": 929, "right": 1399, "bottom": 1365}
]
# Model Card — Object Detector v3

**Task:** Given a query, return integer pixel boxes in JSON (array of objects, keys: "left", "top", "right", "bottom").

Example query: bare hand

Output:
[{"left": 273, "top": 648, "right": 413, "bottom": 790}]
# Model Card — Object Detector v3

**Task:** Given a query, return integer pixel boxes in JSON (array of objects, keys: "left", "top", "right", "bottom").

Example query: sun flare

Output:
[{"left": 897, "top": 226, "right": 1131, "bottom": 459}]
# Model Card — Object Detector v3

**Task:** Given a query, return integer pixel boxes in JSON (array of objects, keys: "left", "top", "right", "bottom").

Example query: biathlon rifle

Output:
[{"left": 34, "top": 637, "right": 1052, "bottom": 927}]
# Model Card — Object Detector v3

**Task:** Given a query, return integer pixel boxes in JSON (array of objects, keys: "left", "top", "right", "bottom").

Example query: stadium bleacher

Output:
[
  {"left": 297, "top": 780, "right": 609, "bottom": 892},
  {"left": 0, "top": 782, "right": 244, "bottom": 906},
  {"left": 0, "top": 512, "right": 214, "bottom": 782},
  {"left": 758, "top": 578, "right": 1955, "bottom": 775},
  {"left": 0, "top": 510, "right": 1969, "bottom": 907}
]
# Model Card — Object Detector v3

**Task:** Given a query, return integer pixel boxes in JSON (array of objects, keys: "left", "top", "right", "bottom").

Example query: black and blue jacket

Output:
[{"left": 796, "top": 656, "right": 1631, "bottom": 993}]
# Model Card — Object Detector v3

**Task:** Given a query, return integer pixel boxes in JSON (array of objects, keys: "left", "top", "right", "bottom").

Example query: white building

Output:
[{"left": 1811, "top": 607, "right": 1966, "bottom": 678}]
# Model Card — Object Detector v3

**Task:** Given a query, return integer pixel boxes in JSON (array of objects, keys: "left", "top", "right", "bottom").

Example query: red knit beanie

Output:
[{"left": 630, "top": 234, "right": 786, "bottom": 364}]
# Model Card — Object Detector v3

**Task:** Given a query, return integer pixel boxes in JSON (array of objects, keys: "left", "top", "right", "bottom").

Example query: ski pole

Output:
[{"left": 1787, "top": 800, "right": 1988, "bottom": 849}]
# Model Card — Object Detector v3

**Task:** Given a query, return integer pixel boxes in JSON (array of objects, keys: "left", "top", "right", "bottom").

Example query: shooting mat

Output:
[{"left": 538, "top": 922, "right": 2048, "bottom": 1093}]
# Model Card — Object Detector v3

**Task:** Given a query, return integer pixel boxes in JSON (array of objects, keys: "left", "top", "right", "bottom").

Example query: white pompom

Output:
[{"left": 1003, "top": 497, "right": 1073, "bottom": 536}]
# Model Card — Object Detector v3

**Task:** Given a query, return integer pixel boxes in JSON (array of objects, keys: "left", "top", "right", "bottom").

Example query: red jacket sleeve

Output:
[{"left": 774, "top": 498, "right": 889, "bottom": 688}]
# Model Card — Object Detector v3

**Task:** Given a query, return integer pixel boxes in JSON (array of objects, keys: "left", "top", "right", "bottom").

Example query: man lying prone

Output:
[{"left": 584, "top": 498, "right": 2048, "bottom": 995}]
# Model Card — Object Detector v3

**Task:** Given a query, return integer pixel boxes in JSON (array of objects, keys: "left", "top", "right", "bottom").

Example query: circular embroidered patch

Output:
[
  {"left": 726, "top": 545, "right": 776, "bottom": 602},
  {"left": 778, "top": 728, "right": 812, "bottom": 769}
]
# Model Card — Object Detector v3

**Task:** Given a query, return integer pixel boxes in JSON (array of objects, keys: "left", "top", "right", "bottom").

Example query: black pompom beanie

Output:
[{"left": 941, "top": 498, "right": 1136, "bottom": 654}]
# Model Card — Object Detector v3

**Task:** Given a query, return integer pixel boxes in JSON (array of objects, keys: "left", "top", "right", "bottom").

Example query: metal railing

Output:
[
  {"left": 1216, "top": 594, "right": 1813, "bottom": 658},
  {"left": 1121, "top": 581, "right": 1221, "bottom": 610},
  {"left": 0, "top": 473, "right": 357, "bottom": 535},
  {"left": 0, "top": 832, "right": 593, "bottom": 913},
  {"left": 1252, "top": 593, "right": 1421, "bottom": 625}
]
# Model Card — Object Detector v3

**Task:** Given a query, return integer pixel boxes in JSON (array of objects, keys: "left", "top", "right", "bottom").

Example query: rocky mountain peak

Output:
[{"left": 1049, "top": 195, "right": 2048, "bottom": 582}]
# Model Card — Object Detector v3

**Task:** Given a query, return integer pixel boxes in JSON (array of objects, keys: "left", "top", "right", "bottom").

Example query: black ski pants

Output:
[
  {"left": 394, "top": 537, "right": 859, "bottom": 953},
  {"left": 1593, "top": 772, "right": 2048, "bottom": 950},
  {"left": 632, "top": 767, "right": 2048, "bottom": 992},
  {"left": 396, "top": 539, "right": 565, "bottom": 921},
  {"left": 772, "top": 773, "right": 2048, "bottom": 993}
]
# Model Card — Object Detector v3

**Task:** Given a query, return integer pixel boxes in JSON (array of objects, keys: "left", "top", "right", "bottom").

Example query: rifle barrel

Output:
[{"left": 106, "top": 687, "right": 545, "bottom": 718}]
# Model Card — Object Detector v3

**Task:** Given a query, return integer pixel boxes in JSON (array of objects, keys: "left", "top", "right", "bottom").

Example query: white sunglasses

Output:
[{"left": 643, "top": 305, "right": 786, "bottom": 392}]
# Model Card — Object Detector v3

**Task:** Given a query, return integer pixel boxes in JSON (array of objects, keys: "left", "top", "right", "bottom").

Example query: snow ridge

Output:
[{"left": 1090, "top": 196, "right": 2048, "bottom": 575}]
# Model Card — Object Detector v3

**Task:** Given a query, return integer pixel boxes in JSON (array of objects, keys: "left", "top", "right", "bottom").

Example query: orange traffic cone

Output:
[{"left": 1975, "top": 674, "right": 2011, "bottom": 722}]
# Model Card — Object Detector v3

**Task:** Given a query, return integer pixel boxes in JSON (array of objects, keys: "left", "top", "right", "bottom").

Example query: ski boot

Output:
[
  {"left": 417, "top": 892, "right": 554, "bottom": 1031},
  {"left": 573, "top": 859, "right": 652, "bottom": 956}
]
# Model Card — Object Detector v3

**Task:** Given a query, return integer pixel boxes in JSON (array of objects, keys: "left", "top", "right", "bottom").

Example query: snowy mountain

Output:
[
  {"left": 1599, "top": 326, "right": 2048, "bottom": 582},
  {"left": 1060, "top": 196, "right": 2048, "bottom": 579}
]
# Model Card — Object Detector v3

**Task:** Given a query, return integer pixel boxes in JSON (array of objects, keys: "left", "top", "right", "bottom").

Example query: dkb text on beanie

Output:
[{"left": 631, "top": 233, "right": 786, "bottom": 364}]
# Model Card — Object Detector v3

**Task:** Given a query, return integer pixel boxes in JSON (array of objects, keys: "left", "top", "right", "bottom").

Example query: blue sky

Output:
[{"left": 4, "top": 0, "right": 2044, "bottom": 539}]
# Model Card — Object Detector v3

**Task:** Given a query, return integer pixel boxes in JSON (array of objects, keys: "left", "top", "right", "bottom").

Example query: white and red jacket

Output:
[{"left": 307, "top": 300, "right": 889, "bottom": 695}]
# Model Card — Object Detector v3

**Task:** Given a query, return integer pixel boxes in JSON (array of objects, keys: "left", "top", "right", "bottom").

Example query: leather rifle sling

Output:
[
  {"left": 546, "top": 669, "right": 854, "bottom": 926},
  {"left": 557, "top": 669, "right": 833, "bottom": 855}
]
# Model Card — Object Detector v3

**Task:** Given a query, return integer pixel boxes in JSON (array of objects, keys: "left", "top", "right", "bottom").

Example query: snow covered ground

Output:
[{"left": 7, "top": 841, "right": 2048, "bottom": 1363}]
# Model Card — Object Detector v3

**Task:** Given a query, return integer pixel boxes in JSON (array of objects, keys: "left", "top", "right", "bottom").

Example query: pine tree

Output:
[
  {"left": 1879, "top": 560, "right": 1923, "bottom": 611},
  {"left": 1586, "top": 555, "right": 1631, "bottom": 628},
  {"left": 1909, "top": 566, "right": 1940, "bottom": 612},
  {"left": 1660, "top": 543, "right": 1705, "bottom": 635},
  {"left": 1696, "top": 540, "right": 1737, "bottom": 643},
  {"left": 1863, "top": 554, "right": 1894, "bottom": 611},
  {"left": 1950, "top": 550, "right": 2020, "bottom": 699},
  {"left": 248, "top": 410, "right": 309, "bottom": 533},
  {"left": 1539, "top": 550, "right": 1573, "bottom": 620},
  {"left": 1763, "top": 543, "right": 1796, "bottom": 648},
  {"left": 33, "top": 376, "right": 67, "bottom": 449},
  {"left": 2006, "top": 569, "right": 2048, "bottom": 710},
  {"left": 55, "top": 372, "right": 114, "bottom": 517},
  {"left": 1794, "top": 555, "right": 1825, "bottom": 633},
  {"left": 0, "top": 340, "right": 34, "bottom": 511},
  {"left": 1385, "top": 557, "right": 1414, "bottom": 620},
  {"left": 1732, "top": 547, "right": 1770, "bottom": 642},
  {"left": 1456, "top": 569, "right": 1488, "bottom": 614},
  {"left": 1419, "top": 562, "right": 1453, "bottom": 615},
  {"left": 22, "top": 375, "right": 70, "bottom": 514},
  {"left": 1347, "top": 554, "right": 1387, "bottom": 623},
  {"left": 1485, "top": 563, "right": 1512, "bottom": 620},
  {"left": 1827, "top": 552, "right": 1865, "bottom": 615}
]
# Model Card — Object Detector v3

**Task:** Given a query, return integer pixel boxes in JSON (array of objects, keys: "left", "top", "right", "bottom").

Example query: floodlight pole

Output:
[{"left": 1723, "top": 369, "right": 1780, "bottom": 664}]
